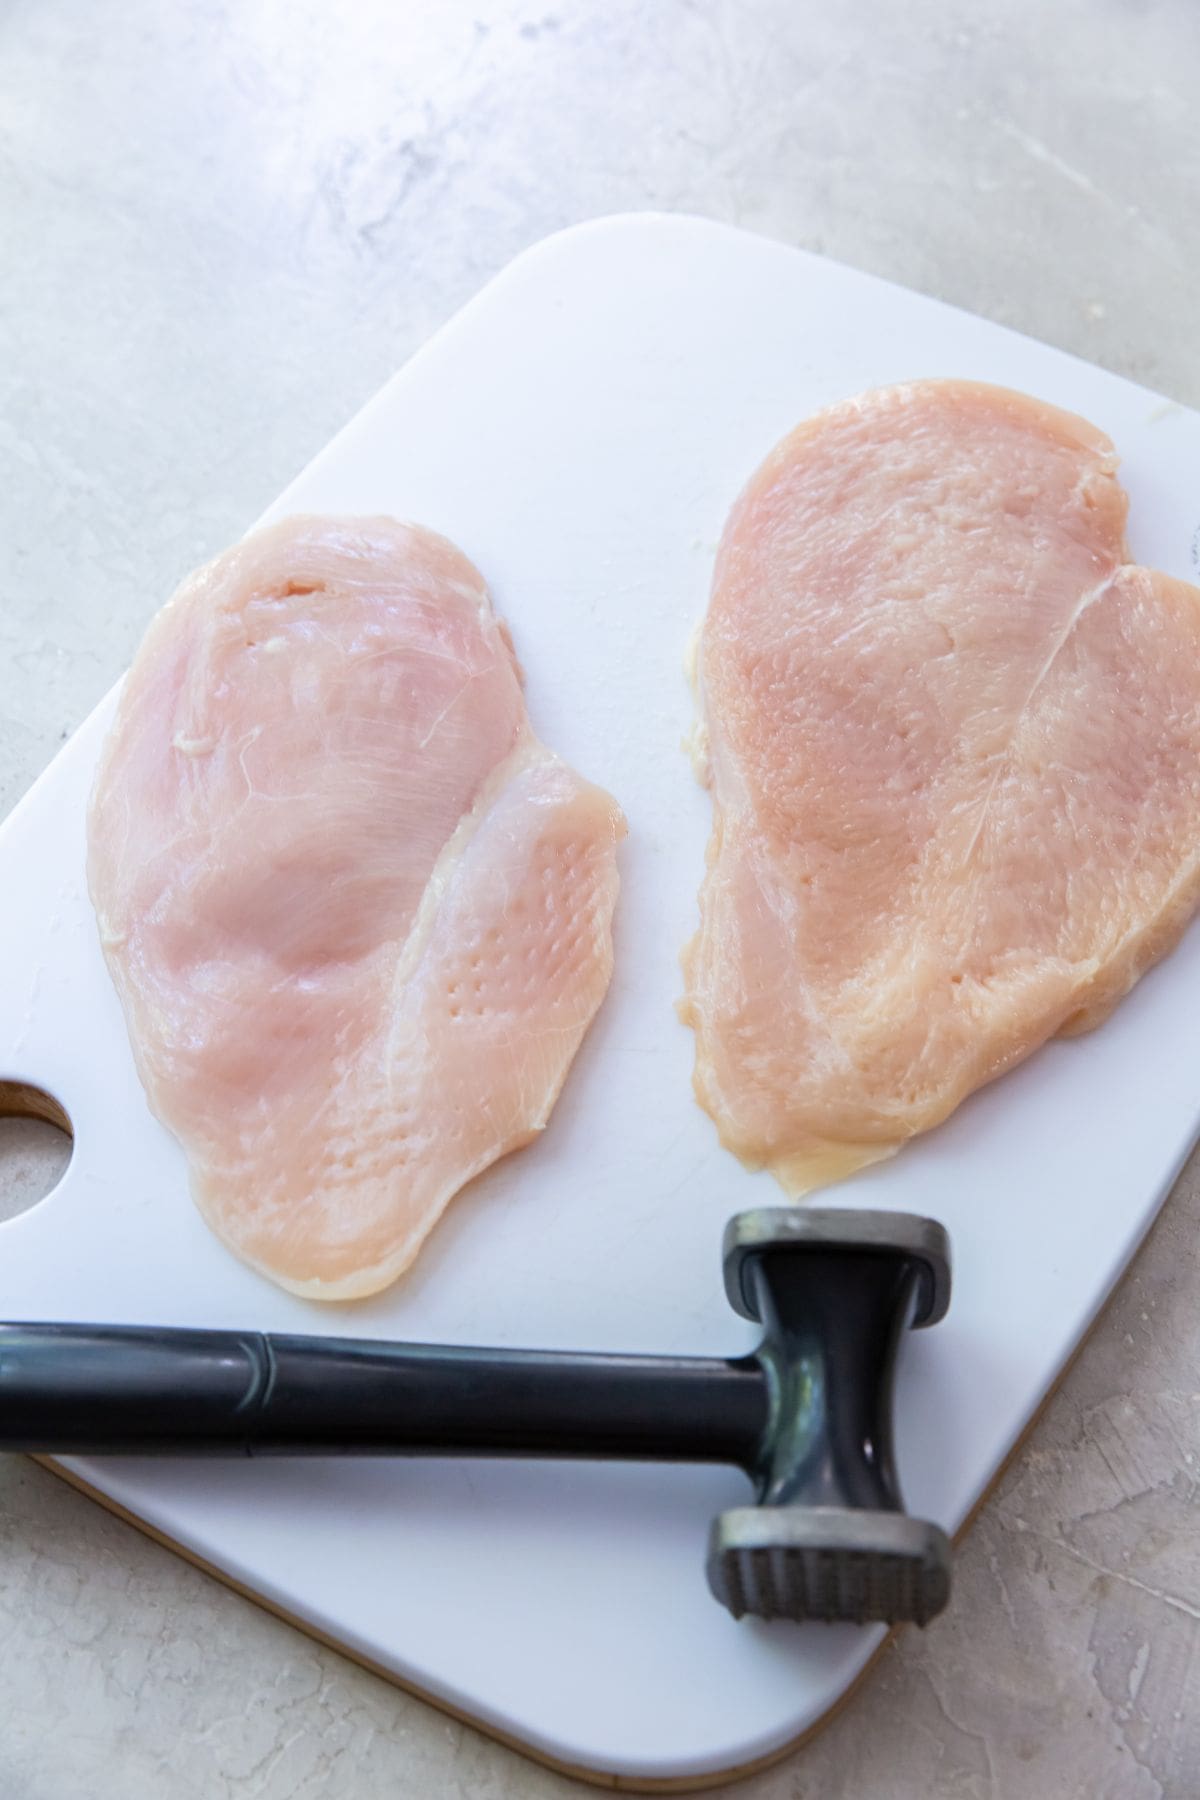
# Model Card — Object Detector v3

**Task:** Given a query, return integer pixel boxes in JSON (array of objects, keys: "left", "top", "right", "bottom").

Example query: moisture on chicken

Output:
[
  {"left": 682, "top": 380, "right": 1200, "bottom": 1193},
  {"left": 88, "top": 517, "right": 624, "bottom": 1299}
]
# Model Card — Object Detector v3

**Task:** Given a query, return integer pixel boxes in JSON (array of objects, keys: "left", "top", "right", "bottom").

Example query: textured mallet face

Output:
[{"left": 707, "top": 1508, "right": 951, "bottom": 1626}]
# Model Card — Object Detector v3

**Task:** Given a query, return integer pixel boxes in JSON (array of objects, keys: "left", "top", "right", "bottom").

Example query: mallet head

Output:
[{"left": 707, "top": 1207, "right": 953, "bottom": 1628}]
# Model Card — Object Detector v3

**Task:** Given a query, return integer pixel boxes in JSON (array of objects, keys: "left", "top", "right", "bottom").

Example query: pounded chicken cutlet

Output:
[{"left": 89, "top": 516, "right": 624, "bottom": 1298}]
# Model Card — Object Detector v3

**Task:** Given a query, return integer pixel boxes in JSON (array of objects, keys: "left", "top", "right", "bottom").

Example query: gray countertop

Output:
[{"left": 3, "top": 3, "right": 1200, "bottom": 1794}]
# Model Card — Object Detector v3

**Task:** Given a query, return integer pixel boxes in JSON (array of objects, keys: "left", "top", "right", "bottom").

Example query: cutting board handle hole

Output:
[{"left": 0, "top": 1082, "right": 73, "bottom": 1223}]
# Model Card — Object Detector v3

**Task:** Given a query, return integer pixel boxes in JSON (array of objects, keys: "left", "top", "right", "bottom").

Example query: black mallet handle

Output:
[{"left": 0, "top": 1324, "right": 768, "bottom": 1464}]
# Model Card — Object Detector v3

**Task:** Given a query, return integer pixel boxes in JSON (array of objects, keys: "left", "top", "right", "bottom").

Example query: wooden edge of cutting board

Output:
[
  {"left": 0, "top": 1080, "right": 73, "bottom": 1134},
  {"left": 28, "top": 1255, "right": 1132, "bottom": 1800}
]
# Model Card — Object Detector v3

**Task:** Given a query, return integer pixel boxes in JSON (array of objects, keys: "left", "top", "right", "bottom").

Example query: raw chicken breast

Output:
[
  {"left": 682, "top": 380, "right": 1200, "bottom": 1193},
  {"left": 89, "top": 517, "right": 624, "bottom": 1299}
]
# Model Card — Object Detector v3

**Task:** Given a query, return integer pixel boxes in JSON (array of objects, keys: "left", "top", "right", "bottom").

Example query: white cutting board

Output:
[{"left": 4, "top": 214, "right": 1200, "bottom": 1788}]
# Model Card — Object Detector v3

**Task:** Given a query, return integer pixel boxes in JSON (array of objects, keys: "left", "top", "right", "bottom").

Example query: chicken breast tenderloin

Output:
[
  {"left": 89, "top": 517, "right": 624, "bottom": 1299},
  {"left": 682, "top": 380, "right": 1200, "bottom": 1194}
]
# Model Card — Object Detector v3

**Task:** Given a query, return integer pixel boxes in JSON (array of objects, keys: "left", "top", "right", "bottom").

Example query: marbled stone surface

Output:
[{"left": 2, "top": 2, "right": 1199, "bottom": 1793}]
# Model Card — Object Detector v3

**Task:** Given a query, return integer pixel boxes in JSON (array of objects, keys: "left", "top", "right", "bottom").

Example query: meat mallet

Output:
[{"left": 0, "top": 1206, "right": 952, "bottom": 1626}]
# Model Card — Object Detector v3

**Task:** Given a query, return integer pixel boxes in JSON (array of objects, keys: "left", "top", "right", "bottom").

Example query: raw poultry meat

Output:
[
  {"left": 88, "top": 517, "right": 624, "bottom": 1299},
  {"left": 682, "top": 380, "right": 1200, "bottom": 1193}
]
